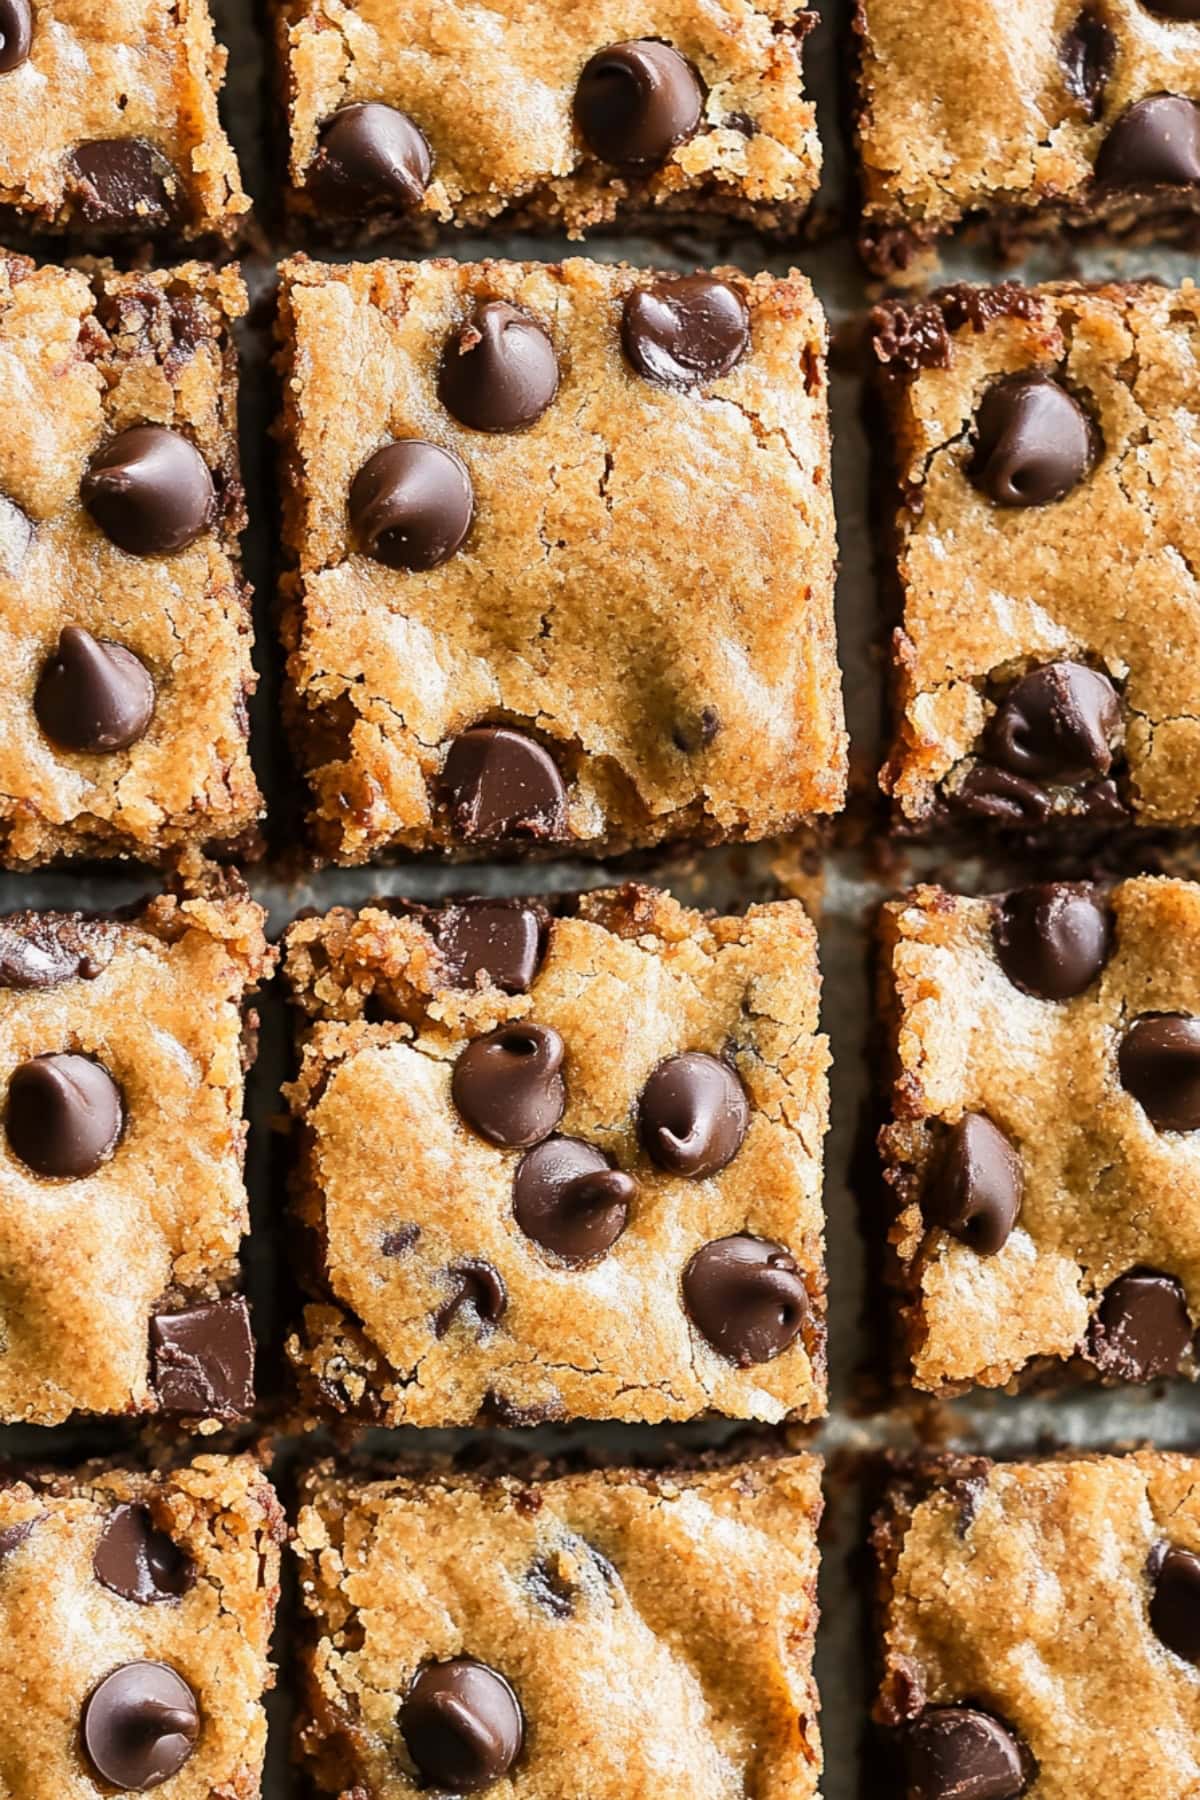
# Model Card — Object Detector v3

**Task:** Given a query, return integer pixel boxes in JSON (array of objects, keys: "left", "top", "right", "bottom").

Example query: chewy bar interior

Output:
[
  {"left": 282, "top": 885, "right": 830, "bottom": 1426},
  {"left": 855, "top": 0, "right": 1200, "bottom": 273},
  {"left": 879, "top": 876, "right": 1200, "bottom": 1395},
  {"left": 275, "top": 0, "right": 821, "bottom": 241},
  {"left": 873, "top": 1452, "right": 1200, "bottom": 1797},
  {"left": 872, "top": 277, "right": 1200, "bottom": 836},
  {"left": 294, "top": 1453, "right": 823, "bottom": 1799},
  {"left": 0, "top": 256, "right": 262, "bottom": 868},
  {"left": 277, "top": 254, "right": 845, "bottom": 863},
  {"left": 0, "top": 892, "right": 272, "bottom": 1426}
]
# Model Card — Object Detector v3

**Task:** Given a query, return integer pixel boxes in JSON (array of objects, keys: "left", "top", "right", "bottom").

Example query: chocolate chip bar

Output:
[
  {"left": 0, "top": 1454, "right": 281, "bottom": 1793},
  {"left": 855, "top": 0, "right": 1200, "bottom": 272},
  {"left": 274, "top": 1, "right": 821, "bottom": 241},
  {"left": 282, "top": 885, "right": 830, "bottom": 1426},
  {"left": 872, "top": 278, "right": 1200, "bottom": 835},
  {"left": 873, "top": 1453, "right": 1200, "bottom": 1797},
  {"left": 277, "top": 255, "right": 845, "bottom": 863},
  {"left": 294, "top": 1452, "right": 823, "bottom": 1798},
  {"left": 879, "top": 876, "right": 1200, "bottom": 1394},
  {"left": 0, "top": 892, "right": 273, "bottom": 1425}
]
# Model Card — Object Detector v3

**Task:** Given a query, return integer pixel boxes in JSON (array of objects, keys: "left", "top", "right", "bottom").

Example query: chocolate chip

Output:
[
  {"left": 439, "top": 301, "right": 559, "bottom": 433},
  {"left": 452, "top": 1022, "right": 565, "bottom": 1148},
  {"left": 1061, "top": 8, "right": 1114, "bottom": 120},
  {"left": 638, "top": 1051, "right": 749, "bottom": 1177},
  {"left": 0, "top": 0, "right": 32, "bottom": 72},
  {"left": 94, "top": 1506, "right": 194, "bottom": 1605},
  {"left": 436, "top": 903, "right": 546, "bottom": 994},
  {"left": 349, "top": 440, "right": 474, "bottom": 571},
  {"left": 528, "top": 1553, "right": 576, "bottom": 1618},
  {"left": 987, "top": 662, "right": 1120, "bottom": 784},
  {"left": 513, "top": 1137, "right": 635, "bottom": 1263},
  {"left": 434, "top": 1259, "right": 508, "bottom": 1337},
  {"left": 5, "top": 1053, "right": 123, "bottom": 1178},
  {"left": 0, "top": 922, "right": 93, "bottom": 991},
  {"left": 574, "top": 39, "right": 704, "bottom": 166},
  {"left": 0, "top": 1515, "right": 40, "bottom": 1562},
  {"left": 381, "top": 1223, "right": 420, "bottom": 1258},
  {"left": 672, "top": 704, "right": 722, "bottom": 752},
  {"left": 1151, "top": 1545, "right": 1200, "bottom": 1661},
  {"left": 621, "top": 276, "right": 750, "bottom": 389},
  {"left": 924, "top": 1114, "right": 1023, "bottom": 1255},
  {"left": 993, "top": 884, "right": 1113, "bottom": 1000},
  {"left": 953, "top": 765, "right": 1053, "bottom": 826},
  {"left": 68, "top": 139, "right": 178, "bottom": 228},
  {"left": 1140, "top": 0, "right": 1200, "bottom": 14},
  {"left": 34, "top": 627, "right": 154, "bottom": 754},
  {"left": 970, "top": 374, "right": 1096, "bottom": 506},
  {"left": 1089, "top": 1270, "right": 1193, "bottom": 1379},
  {"left": 1119, "top": 1014, "right": 1200, "bottom": 1130},
  {"left": 683, "top": 1235, "right": 808, "bottom": 1365},
  {"left": 82, "top": 426, "right": 215, "bottom": 556},
  {"left": 439, "top": 727, "right": 568, "bottom": 842},
  {"left": 150, "top": 1297, "right": 255, "bottom": 1418},
  {"left": 81, "top": 1662, "right": 199, "bottom": 1791},
  {"left": 309, "top": 102, "right": 432, "bottom": 211},
  {"left": 401, "top": 1659, "right": 524, "bottom": 1792},
  {"left": 1097, "top": 94, "right": 1200, "bottom": 186},
  {"left": 905, "top": 1707, "right": 1026, "bottom": 1800}
]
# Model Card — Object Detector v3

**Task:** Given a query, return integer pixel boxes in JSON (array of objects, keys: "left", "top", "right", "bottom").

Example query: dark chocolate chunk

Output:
[
  {"left": 81, "top": 1662, "right": 199, "bottom": 1791},
  {"left": 439, "top": 726, "right": 568, "bottom": 842},
  {"left": 574, "top": 39, "right": 703, "bottom": 166},
  {"left": 513, "top": 1136, "right": 635, "bottom": 1263},
  {"left": 381, "top": 1223, "right": 420, "bottom": 1258},
  {"left": 436, "top": 902, "right": 546, "bottom": 994},
  {"left": 1119, "top": 1014, "right": 1200, "bottom": 1130},
  {"left": 94, "top": 1505, "right": 194, "bottom": 1606},
  {"left": 452, "top": 1022, "right": 565, "bottom": 1148},
  {"left": 401, "top": 1658, "right": 524, "bottom": 1791},
  {"left": 1088, "top": 1270, "right": 1192, "bottom": 1379},
  {"left": 953, "top": 765, "right": 1053, "bottom": 826},
  {"left": 150, "top": 1297, "right": 254, "bottom": 1418},
  {"left": 0, "top": 0, "right": 32, "bottom": 73},
  {"left": 349, "top": 439, "right": 474, "bottom": 571},
  {"left": 970, "top": 374, "right": 1095, "bottom": 506},
  {"left": 1151, "top": 1544, "right": 1200, "bottom": 1662},
  {"left": 621, "top": 276, "right": 750, "bottom": 389},
  {"left": 905, "top": 1707, "right": 1026, "bottom": 1800},
  {"left": 68, "top": 139, "right": 178, "bottom": 229},
  {"left": 993, "top": 884, "right": 1113, "bottom": 1000},
  {"left": 6, "top": 1053, "right": 123, "bottom": 1178},
  {"left": 82, "top": 426, "right": 215, "bottom": 556},
  {"left": 0, "top": 920, "right": 95, "bottom": 991},
  {"left": 439, "top": 301, "right": 559, "bottom": 432},
  {"left": 682, "top": 1234, "right": 808, "bottom": 1365},
  {"left": 434, "top": 1259, "right": 508, "bottom": 1337},
  {"left": 0, "top": 1515, "right": 41, "bottom": 1562},
  {"left": 35, "top": 627, "right": 154, "bottom": 753},
  {"left": 986, "top": 662, "right": 1120, "bottom": 784},
  {"left": 924, "top": 1114, "right": 1023, "bottom": 1255},
  {"left": 310, "top": 102, "right": 432, "bottom": 212},
  {"left": 1097, "top": 93, "right": 1200, "bottom": 186},
  {"left": 637, "top": 1051, "right": 749, "bottom": 1177},
  {"left": 1061, "top": 8, "right": 1114, "bottom": 119}
]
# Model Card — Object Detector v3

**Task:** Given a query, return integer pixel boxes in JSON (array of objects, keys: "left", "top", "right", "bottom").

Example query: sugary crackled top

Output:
[
  {"left": 0, "top": 0, "right": 248, "bottom": 236},
  {"left": 279, "top": 256, "right": 844, "bottom": 862},
  {"left": 279, "top": 0, "right": 820, "bottom": 232},
  {"left": 295, "top": 1455, "right": 822, "bottom": 1800},
  {"left": 283, "top": 885, "right": 830, "bottom": 1425},
  {"left": 0, "top": 256, "right": 261, "bottom": 865},
  {"left": 881, "top": 876, "right": 1200, "bottom": 1392},
  {"left": 874, "top": 279, "right": 1200, "bottom": 830},
  {"left": 0, "top": 893, "right": 272, "bottom": 1425},
  {"left": 0, "top": 1455, "right": 281, "bottom": 1800},
  {"left": 877, "top": 1454, "right": 1200, "bottom": 1799}
]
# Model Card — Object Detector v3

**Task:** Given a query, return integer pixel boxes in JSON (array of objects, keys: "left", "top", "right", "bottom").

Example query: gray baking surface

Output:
[{"left": 4, "top": 3, "right": 1200, "bottom": 1795}]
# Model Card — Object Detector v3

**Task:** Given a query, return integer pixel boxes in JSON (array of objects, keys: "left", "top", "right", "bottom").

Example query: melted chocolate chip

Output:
[
  {"left": 0, "top": 0, "right": 32, "bottom": 73},
  {"left": 527, "top": 1553, "right": 576, "bottom": 1618},
  {"left": 401, "top": 1658, "right": 524, "bottom": 1792},
  {"left": 5, "top": 1053, "right": 123, "bottom": 1178},
  {"left": 1088, "top": 1270, "right": 1193, "bottom": 1379},
  {"left": 905, "top": 1707, "right": 1026, "bottom": 1800},
  {"left": 574, "top": 39, "right": 704, "bottom": 166},
  {"left": 1097, "top": 94, "right": 1200, "bottom": 186},
  {"left": 0, "top": 1515, "right": 40, "bottom": 1562},
  {"left": 35, "top": 627, "right": 154, "bottom": 753},
  {"left": 436, "top": 902, "right": 546, "bottom": 994},
  {"left": 638, "top": 1051, "right": 749, "bottom": 1178},
  {"left": 82, "top": 426, "right": 215, "bottom": 556},
  {"left": 94, "top": 1506, "right": 195, "bottom": 1606},
  {"left": 68, "top": 139, "right": 178, "bottom": 228},
  {"left": 381, "top": 1223, "right": 420, "bottom": 1258},
  {"left": 440, "top": 301, "right": 559, "bottom": 432},
  {"left": 621, "top": 276, "right": 750, "bottom": 389},
  {"left": 683, "top": 1234, "right": 808, "bottom": 1365},
  {"left": 452, "top": 1022, "right": 566, "bottom": 1148},
  {"left": 349, "top": 440, "right": 474, "bottom": 571},
  {"left": 439, "top": 727, "right": 568, "bottom": 842},
  {"left": 993, "top": 884, "right": 1113, "bottom": 1000},
  {"left": 0, "top": 921, "right": 95, "bottom": 991},
  {"left": 986, "top": 662, "right": 1120, "bottom": 785},
  {"left": 150, "top": 1297, "right": 254, "bottom": 1418},
  {"left": 672, "top": 704, "right": 722, "bottom": 753},
  {"left": 513, "top": 1136, "right": 635, "bottom": 1263},
  {"left": 1151, "top": 1544, "right": 1200, "bottom": 1661},
  {"left": 953, "top": 765, "right": 1053, "bottom": 826},
  {"left": 434, "top": 1259, "right": 508, "bottom": 1337},
  {"left": 310, "top": 103, "right": 432, "bottom": 212},
  {"left": 1061, "top": 8, "right": 1114, "bottom": 120},
  {"left": 970, "top": 374, "right": 1096, "bottom": 506},
  {"left": 82, "top": 1662, "right": 199, "bottom": 1791},
  {"left": 1119, "top": 1013, "right": 1200, "bottom": 1130},
  {"left": 1140, "top": 0, "right": 1200, "bottom": 15},
  {"left": 924, "top": 1115, "right": 1023, "bottom": 1255}
]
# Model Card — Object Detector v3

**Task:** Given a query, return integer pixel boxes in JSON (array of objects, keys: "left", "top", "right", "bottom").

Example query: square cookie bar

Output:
[
  {"left": 872, "top": 278, "right": 1200, "bottom": 836},
  {"left": 879, "top": 876, "right": 1200, "bottom": 1394},
  {"left": 294, "top": 1453, "right": 823, "bottom": 1798},
  {"left": 283, "top": 885, "right": 830, "bottom": 1426},
  {"left": 0, "top": 1454, "right": 281, "bottom": 1798},
  {"left": 0, "top": 0, "right": 248, "bottom": 241},
  {"left": 873, "top": 1452, "right": 1200, "bottom": 1798},
  {"left": 277, "top": 255, "right": 844, "bottom": 863},
  {"left": 0, "top": 256, "right": 261, "bottom": 867},
  {"left": 275, "top": 1, "right": 821, "bottom": 242},
  {"left": 0, "top": 890, "right": 272, "bottom": 1425},
  {"left": 855, "top": 0, "right": 1200, "bottom": 274}
]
